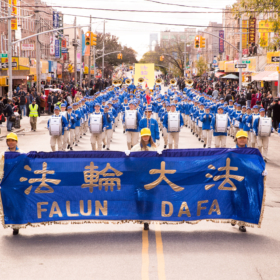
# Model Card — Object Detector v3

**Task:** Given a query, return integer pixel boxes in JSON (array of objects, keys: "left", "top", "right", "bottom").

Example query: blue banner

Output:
[
  {"left": 53, "top": 12, "right": 59, "bottom": 29},
  {"left": 0, "top": 149, "right": 266, "bottom": 228},
  {"left": 55, "top": 40, "right": 60, "bottom": 59}
]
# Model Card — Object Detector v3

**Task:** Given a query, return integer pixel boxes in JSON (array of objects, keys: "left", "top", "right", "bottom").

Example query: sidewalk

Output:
[{"left": 0, "top": 114, "right": 49, "bottom": 139}]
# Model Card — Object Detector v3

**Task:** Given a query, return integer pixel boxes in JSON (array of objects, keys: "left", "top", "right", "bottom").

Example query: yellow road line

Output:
[
  {"left": 155, "top": 224, "right": 166, "bottom": 280},
  {"left": 142, "top": 229, "right": 149, "bottom": 280}
]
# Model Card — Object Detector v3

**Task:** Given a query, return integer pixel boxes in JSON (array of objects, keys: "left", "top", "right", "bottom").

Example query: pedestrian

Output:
[
  {"left": 27, "top": 99, "right": 40, "bottom": 132},
  {"left": 19, "top": 93, "right": 27, "bottom": 117},
  {"left": 5, "top": 99, "right": 14, "bottom": 132}
]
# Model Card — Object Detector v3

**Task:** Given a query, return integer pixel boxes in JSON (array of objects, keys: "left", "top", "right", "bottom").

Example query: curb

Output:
[{"left": 0, "top": 128, "right": 25, "bottom": 139}]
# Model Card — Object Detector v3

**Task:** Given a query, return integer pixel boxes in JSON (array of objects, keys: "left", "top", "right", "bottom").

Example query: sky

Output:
[{"left": 45, "top": 0, "right": 237, "bottom": 60}]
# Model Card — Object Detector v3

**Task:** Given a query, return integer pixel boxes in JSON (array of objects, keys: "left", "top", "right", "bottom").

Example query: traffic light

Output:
[
  {"left": 160, "top": 55, "right": 164, "bottom": 61},
  {"left": 200, "top": 37, "right": 206, "bottom": 48},
  {"left": 91, "top": 33, "right": 97, "bottom": 46},
  {"left": 68, "top": 64, "right": 73, "bottom": 73},
  {"left": 85, "top": 31, "right": 91, "bottom": 46},
  {"left": 0, "top": 76, "right": 8, "bottom": 86},
  {"left": 117, "top": 53, "right": 122, "bottom": 59},
  {"left": 194, "top": 36, "right": 200, "bottom": 48}
]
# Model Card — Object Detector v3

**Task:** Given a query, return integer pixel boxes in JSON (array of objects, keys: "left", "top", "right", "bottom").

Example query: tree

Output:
[
  {"left": 95, "top": 32, "right": 138, "bottom": 77},
  {"left": 195, "top": 56, "right": 208, "bottom": 77},
  {"left": 232, "top": 0, "right": 280, "bottom": 50}
]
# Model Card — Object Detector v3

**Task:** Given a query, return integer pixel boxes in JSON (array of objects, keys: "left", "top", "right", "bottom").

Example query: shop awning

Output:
[
  {"left": 215, "top": 72, "right": 225, "bottom": 78},
  {"left": 252, "top": 71, "right": 274, "bottom": 81},
  {"left": 263, "top": 71, "right": 278, "bottom": 81}
]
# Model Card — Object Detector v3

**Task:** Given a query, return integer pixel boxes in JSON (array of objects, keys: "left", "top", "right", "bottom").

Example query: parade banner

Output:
[
  {"left": 0, "top": 149, "right": 266, "bottom": 229},
  {"left": 134, "top": 63, "right": 154, "bottom": 89}
]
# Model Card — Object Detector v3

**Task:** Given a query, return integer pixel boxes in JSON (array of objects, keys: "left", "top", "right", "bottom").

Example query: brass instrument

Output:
[
  {"left": 138, "top": 77, "right": 145, "bottom": 85},
  {"left": 125, "top": 78, "right": 132, "bottom": 86},
  {"left": 112, "top": 79, "right": 122, "bottom": 87},
  {"left": 155, "top": 78, "right": 162, "bottom": 85},
  {"left": 169, "top": 78, "right": 177, "bottom": 87},
  {"left": 185, "top": 79, "right": 194, "bottom": 88}
]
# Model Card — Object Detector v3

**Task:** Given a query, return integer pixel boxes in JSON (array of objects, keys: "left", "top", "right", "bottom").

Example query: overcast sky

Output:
[{"left": 45, "top": 0, "right": 237, "bottom": 60}]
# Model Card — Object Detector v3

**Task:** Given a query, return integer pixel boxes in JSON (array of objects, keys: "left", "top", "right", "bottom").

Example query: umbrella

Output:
[{"left": 221, "top": 74, "right": 239, "bottom": 79}]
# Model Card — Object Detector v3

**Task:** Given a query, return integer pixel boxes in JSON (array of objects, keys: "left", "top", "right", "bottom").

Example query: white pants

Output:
[
  {"left": 50, "top": 135, "right": 62, "bottom": 151},
  {"left": 203, "top": 130, "right": 212, "bottom": 147},
  {"left": 74, "top": 127, "right": 80, "bottom": 144},
  {"left": 90, "top": 133, "right": 103, "bottom": 151},
  {"left": 257, "top": 136, "right": 269, "bottom": 160},
  {"left": 214, "top": 135, "right": 227, "bottom": 148},
  {"left": 163, "top": 127, "right": 168, "bottom": 145},
  {"left": 62, "top": 130, "right": 69, "bottom": 150},
  {"left": 250, "top": 131, "right": 257, "bottom": 148},
  {"left": 126, "top": 131, "right": 139, "bottom": 150},
  {"left": 104, "top": 129, "right": 113, "bottom": 148},
  {"left": 69, "top": 129, "right": 75, "bottom": 148},
  {"left": 168, "top": 132, "right": 179, "bottom": 149},
  {"left": 197, "top": 127, "right": 202, "bottom": 139}
]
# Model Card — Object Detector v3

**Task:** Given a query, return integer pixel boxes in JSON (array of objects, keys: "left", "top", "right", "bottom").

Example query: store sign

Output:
[
  {"left": 50, "top": 36, "right": 55, "bottom": 55},
  {"left": 55, "top": 40, "right": 60, "bottom": 58},
  {"left": 9, "top": 0, "right": 17, "bottom": 30},
  {"left": 21, "top": 44, "right": 34, "bottom": 51},
  {"left": 53, "top": 12, "right": 59, "bottom": 29},
  {"left": 219, "top": 30, "right": 224, "bottom": 53},
  {"left": 242, "top": 20, "right": 248, "bottom": 49},
  {"left": 249, "top": 17, "right": 256, "bottom": 44}
]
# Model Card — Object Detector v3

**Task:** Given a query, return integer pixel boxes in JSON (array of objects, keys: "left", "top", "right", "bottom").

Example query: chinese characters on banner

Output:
[
  {"left": 242, "top": 20, "right": 248, "bottom": 49},
  {"left": 249, "top": 18, "right": 256, "bottom": 44},
  {"left": 55, "top": 40, "right": 60, "bottom": 58},
  {"left": 9, "top": 0, "right": 17, "bottom": 30},
  {"left": 219, "top": 30, "right": 224, "bottom": 53},
  {"left": 134, "top": 63, "right": 155, "bottom": 89},
  {"left": 50, "top": 36, "right": 55, "bottom": 55},
  {"left": 0, "top": 150, "right": 265, "bottom": 228},
  {"left": 258, "top": 20, "right": 273, "bottom": 47}
]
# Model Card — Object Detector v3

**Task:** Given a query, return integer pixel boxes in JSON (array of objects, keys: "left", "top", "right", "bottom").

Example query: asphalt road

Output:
[{"left": 0, "top": 90, "right": 280, "bottom": 280}]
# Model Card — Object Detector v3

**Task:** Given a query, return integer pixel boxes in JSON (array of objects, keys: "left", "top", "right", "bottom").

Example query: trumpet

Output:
[
  {"left": 169, "top": 78, "right": 177, "bottom": 87},
  {"left": 155, "top": 78, "right": 162, "bottom": 85},
  {"left": 112, "top": 79, "right": 122, "bottom": 87},
  {"left": 125, "top": 78, "right": 132, "bottom": 86},
  {"left": 185, "top": 79, "right": 194, "bottom": 88}
]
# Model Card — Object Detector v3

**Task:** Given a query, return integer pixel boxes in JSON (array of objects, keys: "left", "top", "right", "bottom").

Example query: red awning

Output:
[{"left": 215, "top": 72, "right": 225, "bottom": 78}]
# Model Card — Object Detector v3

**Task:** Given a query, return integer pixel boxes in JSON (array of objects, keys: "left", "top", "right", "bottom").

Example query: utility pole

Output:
[
  {"left": 74, "top": 17, "right": 77, "bottom": 86},
  {"left": 184, "top": 40, "right": 186, "bottom": 78},
  {"left": 89, "top": 15, "right": 92, "bottom": 81},
  {"left": 79, "top": 27, "right": 82, "bottom": 87},
  {"left": 8, "top": 7, "right": 12, "bottom": 99},
  {"left": 93, "top": 46, "right": 96, "bottom": 83},
  {"left": 102, "top": 20, "right": 105, "bottom": 79},
  {"left": 239, "top": 17, "right": 242, "bottom": 94},
  {"left": 35, "top": 1, "right": 41, "bottom": 94}
]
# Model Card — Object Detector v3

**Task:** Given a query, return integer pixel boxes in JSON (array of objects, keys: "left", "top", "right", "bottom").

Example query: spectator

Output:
[
  {"left": 246, "top": 90, "right": 252, "bottom": 108},
  {"left": 5, "top": 99, "right": 14, "bottom": 132},
  {"left": 251, "top": 93, "right": 257, "bottom": 108},
  {"left": 19, "top": 93, "right": 26, "bottom": 117}
]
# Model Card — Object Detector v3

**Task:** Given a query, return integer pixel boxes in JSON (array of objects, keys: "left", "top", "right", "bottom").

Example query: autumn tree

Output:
[{"left": 195, "top": 56, "right": 208, "bottom": 76}]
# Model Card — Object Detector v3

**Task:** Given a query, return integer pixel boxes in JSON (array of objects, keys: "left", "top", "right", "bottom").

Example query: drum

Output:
[
  {"left": 168, "top": 113, "right": 180, "bottom": 132},
  {"left": 258, "top": 117, "right": 272, "bottom": 137},
  {"left": 49, "top": 116, "right": 62, "bottom": 136},
  {"left": 89, "top": 114, "right": 103, "bottom": 133},
  {"left": 215, "top": 114, "right": 228, "bottom": 133},
  {"left": 125, "top": 110, "right": 137, "bottom": 130}
]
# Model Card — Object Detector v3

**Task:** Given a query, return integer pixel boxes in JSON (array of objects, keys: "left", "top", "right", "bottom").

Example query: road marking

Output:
[
  {"left": 155, "top": 224, "right": 166, "bottom": 280},
  {"left": 142, "top": 229, "right": 149, "bottom": 280}
]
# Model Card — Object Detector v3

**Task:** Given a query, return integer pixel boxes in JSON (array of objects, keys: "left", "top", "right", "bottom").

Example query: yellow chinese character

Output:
[
  {"left": 205, "top": 158, "right": 244, "bottom": 191},
  {"left": 144, "top": 161, "right": 184, "bottom": 192},
  {"left": 20, "top": 162, "right": 61, "bottom": 195},
  {"left": 81, "top": 162, "right": 123, "bottom": 193}
]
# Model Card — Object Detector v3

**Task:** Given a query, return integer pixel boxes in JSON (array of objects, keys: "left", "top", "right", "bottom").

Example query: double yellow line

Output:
[{"left": 142, "top": 224, "right": 166, "bottom": 280}]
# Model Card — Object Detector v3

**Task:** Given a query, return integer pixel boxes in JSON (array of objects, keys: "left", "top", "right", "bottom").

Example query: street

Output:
[{"left": 0, "top": 102, "right": 280, "bottom": 280}]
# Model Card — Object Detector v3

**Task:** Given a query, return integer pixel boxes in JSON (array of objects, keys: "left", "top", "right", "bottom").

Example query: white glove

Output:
[
  {"left": 204, "top": 115, "right": 206, "bottom": 119},
  {"left": 124, "top": 150, "right": 131, "bottom": 156},
  {"left": 71, "top": 116, "right": 74, "bottom": 119},
  {"left": 157, "top": 149, "right": 163, "bottom": 155},
  {"left": 103, "top": 127, "right": 106, "bottom": 132},
  {"left": 278, "top": 133, "right": 280, "bottom": 137},
  {"left": 262, "top": 169, "right": 268, "bottom": 176},
  {"left": 247, "top": 123, "right": 251, "bottom": 127},
  {"left": 156, "top": 140, "right": 160, "bottom": 147}
]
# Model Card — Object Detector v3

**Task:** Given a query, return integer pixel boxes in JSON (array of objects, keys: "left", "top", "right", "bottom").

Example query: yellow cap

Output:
[
  {"left": 140, "top": 128, "right": 151, "bottom": 137},
  {"left": 6, "top": 132, "right": 18, "bottom": 141},
  {"left": 236, "top": 130, "right": 248, "bottom": 139}
]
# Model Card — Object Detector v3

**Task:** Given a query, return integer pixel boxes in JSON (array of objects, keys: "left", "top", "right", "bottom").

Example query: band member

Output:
[
  {"left": 246, "top": 105, "right": 259, "bottom": 148},
  {"left": 163, "top": 103, "right": 184, "bottom": 149},
  {"left": 200, "top": 106, "right": 213, "bottom": 148},
  {"left": 123, "top": 102, "right": 142, "bottom": 150},
  {"left": 253, "top": 108, "right": 273, "bottom": 162},
  {"left": 195, "top": 103, "right": 205, "bottom": 142},
  {"left": 242, "top": 107, "right": 252, "bottom": 147},
  {"left": 131, "top": 128, "right": 157, "bottom": 151},
  {"left": 72, "top": 103, "right": 81, "bottom": 146},
  {"left": 103, "top": 105, "right": 113, "bottom": 150},
  {"left": 139, "top": 105, "right": 160, "bottom": 145},
  {"left": 47, "top": 106, "right": 68, "bottom": 151},
  {"left": 60, "top": 104, "right": 69, "bottom": 151},
  {"left": 66, "top": 106, "right": 77, "bottom": 151},
  {"left": 211, "top": 107, "right": 230, "bottom": 148}
]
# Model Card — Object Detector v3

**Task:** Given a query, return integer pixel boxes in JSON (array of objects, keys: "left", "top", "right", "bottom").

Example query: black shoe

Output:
[
  {"left": 83, "top": 133, "right": 86, "bottom": 135},
  {"left": 107, "top": 148, "right": 110, "bottom": 150},
  {"left": 198, "top": 138, "right": 200, "bottom": 141},
  {"left": 196, "top": 134, "right": 198, "bottom": 137},
  {"left": 185, "top": 125, "right": 187, "bottom": 127},
  {"left": 201, "top": 140, "right": 204, "bottom": 142},
  {"left": 123, "top": 131, "right": 125, "bottom": 134},
  {"left": 70, "top": 147, "right": 73, "bottom": 150},
  {"left": 191, "top": 129, "right": 193, "bottom": 132},
  {"left": 264, "top": 159, "right": 267, "bottom": 163},
  {"left": 67, "top": 144, "right": 70, "bottom": 149},
  {"left": 162, "top": 133, "right": 163, "bottom": 137},
  {"left": 144, "top": 223, "right": 149, "bottom": 231},
  {"left": 75, "top": 144, "right": 78, "bottom": 146},
  {"left": 164, "top": 145, "right": 166, "bottom": 149},
  {"left": 239, "top": 226, "right": 246, "bottom": 232},
  {"left": 13, "top": 229, "right": 19, "bottom": 235},
  {"left": 103, "top": 144, "right": 105, "bottom": 148},
  {"left": 203, "top": 144, "right": 206, "bottom": 148},
  {"left": 80, "top": 136, "right": 82, "bottom": 138},
  {"left": 192, "top": 132, "right": 194, "bottom": 135}
]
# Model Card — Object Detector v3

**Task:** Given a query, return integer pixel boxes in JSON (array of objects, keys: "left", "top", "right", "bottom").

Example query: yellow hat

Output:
[
  {"left": 6, "top": 132, "right": 18, "bottom": 141},
  {"left": 236, "top": 130, "right": 248, "bottom": 139},
  {"left": 140, "top": 128, "right": 151, "bottom": 137}
]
